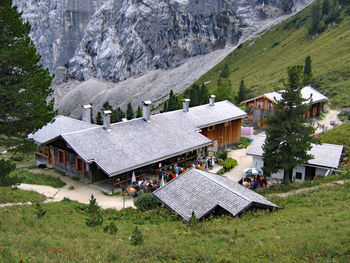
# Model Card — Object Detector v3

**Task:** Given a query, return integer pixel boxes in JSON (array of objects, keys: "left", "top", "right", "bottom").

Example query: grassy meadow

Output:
[
  {"left": 0, "top": 187, "right": 45, "bottom": 204},
  {"left": 0, "top": 183, "right": 349, "bottom": 262},
  {"left": 194, "top": 2, "right": 350, "bottom": 107}
]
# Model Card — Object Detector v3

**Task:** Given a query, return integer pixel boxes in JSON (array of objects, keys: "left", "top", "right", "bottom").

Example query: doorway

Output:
[{"left": 305, "top": 166, "right": 316, "bottom": 181}]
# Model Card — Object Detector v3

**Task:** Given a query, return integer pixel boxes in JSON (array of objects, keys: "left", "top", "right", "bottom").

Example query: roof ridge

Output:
[{"left": 195, "top": 169, "right": 252, "bottom": 203}]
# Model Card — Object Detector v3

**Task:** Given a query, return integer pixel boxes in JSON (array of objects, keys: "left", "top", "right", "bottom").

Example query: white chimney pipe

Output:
[
  {"left": 182, "top": 99, "right": 190, "bottom": 113},
  {"left": 142, "top": 101, "right": 152, "bottom": 122},
  {"left": 209, "top": 95, "right": 216, "bottom": 106},
  {"left": 82, "top": 104, "right": 92, "bottom": 123},
  {"left": 102, "top": 110, "right": 112, "bottom": 130}
]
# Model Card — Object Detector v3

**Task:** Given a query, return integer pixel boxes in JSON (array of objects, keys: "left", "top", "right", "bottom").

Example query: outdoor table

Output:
[{"left": 127, "top": 188, "right": 137, "bottom": 197}]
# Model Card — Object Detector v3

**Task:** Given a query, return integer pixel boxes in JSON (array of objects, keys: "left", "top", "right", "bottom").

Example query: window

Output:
[
  {"left": 248, "top": 114, "right": 253, "bottom": 121},
  {"left": 295, "top": 172, "right": 302, "bottom": 180},
  {"left": 268, "top": 103, "right": 273, "bottom": 110},
  {"left": 208, "top": 125, "right": 215, "bottom": 131},
  {"left": 75, "top": 158, "right": 85, "bottom": 173},
  {"left": 58, "top": 150, "right": 66, "bottom": 165},
  {"left": 257, "top": 101, "right": 263, "bottom": 108},
  {"left": 225, "top": 121, "right": 231, "bottom": 127}
]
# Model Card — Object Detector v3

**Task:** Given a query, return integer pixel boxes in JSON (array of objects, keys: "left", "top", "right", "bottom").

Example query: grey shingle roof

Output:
[
  {"left": 29, "top": 115, "right": 98, "bottom": 144},
  {"left": 264, "top": 85, "right": 328, "bottom": 104},
  {"left": 247, "top": 135, "right": 343, "bottom": 169},
  {"left": 153, "top": 169, "right": 278, "bottom": 222},
  {"left": 31, "top": 100, "right": 245, "bottom": 176}
]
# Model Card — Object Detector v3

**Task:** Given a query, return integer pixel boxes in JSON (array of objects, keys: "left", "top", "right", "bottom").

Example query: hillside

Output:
[
  {"left": 194, "top": 1, "right": 350, "bottom": 107},
  {"left": 0, "top": 181, "right": 349, "bottom": 262}
]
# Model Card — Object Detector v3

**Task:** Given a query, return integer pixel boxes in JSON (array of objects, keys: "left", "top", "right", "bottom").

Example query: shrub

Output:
[
  {"left": 221, "top": 158, "right": 238, "bottom": 172},
  {"left": 188, "top": 211, "right": 199, "bottom": 229},
  {"left": 103, "top": 221, "right": 118, "bottom": 235},
  {"left": 86, "top": 194, "right": 104, "bottom": 227},
  {"left": 131, "top": 226, "right": 143, "bottom": 246},
  {"left": 215, "top": 150, "right": 228, "bottom": 161},
  {"left": 134, "top": 193, "right": 161, "bottom": 211},
  {"left": 271, "top": 41, "right": 280, "bottom": 48},
  {"left": 68, "top": 185, "right": 75, "bottom": 190},
  {"left": 35, "top": 202, "right": 46, "bottom": 218}
]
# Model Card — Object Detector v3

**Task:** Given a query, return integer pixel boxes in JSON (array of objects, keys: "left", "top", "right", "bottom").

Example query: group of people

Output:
[
  {"left": 120, "top": 178, "right": 161, "bottom": 197},
  {"left": 238, "top": 174, "right": 268, "bottom": 189}
]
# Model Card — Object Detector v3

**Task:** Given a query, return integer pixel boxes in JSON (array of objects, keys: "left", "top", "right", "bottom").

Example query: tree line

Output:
[{"left": 93, "top": 102, "right": 143, "bottom": 125}]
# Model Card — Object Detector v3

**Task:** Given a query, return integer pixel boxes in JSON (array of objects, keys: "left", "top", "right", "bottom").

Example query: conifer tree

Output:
[
  {"left": 95, "top": 112, "right": 103, "bottom": 125},
  {"left": 303, "top": 56, "right": 313, "bottom": 86},
  {"left": 116, "top": 107, "right": 125, "bottom": 121},
  {"left": 219, "top": 64, "right": 230, "bottom": 78},
  {"left": 86, "top": 194, "right": 104, "bottom": 227},
  {"left": 189, "top": 84, "right": 200, "bottom": 106},
  {"left": 322, "top": 0, "right": 330, "bottom": 16},
  {"left": 237, "top": 79, "right": 247, "bottom": 103},
  {"left": 136, "top": 106, "right": 142, "bottom": 118},
  {"left": 309, "top": 0, "right": 321, "bottom": 35},
  {"left": 0, "top": 0, "right": 55, "bottom": 180},
  {"left": 263, "top": 65, "right": 317, "bottom": 185},
  {"left": 167, "top": 90, "right": 180, "bottom": 111},
  {"left": 216, "top": 79, "right": 233, "bottom": 102},
  {"left": 126, "top": 102, "right": 134, "bottom": 120},
  {"left": 200, "top": 83, "right": 209, "bottom": 104}
]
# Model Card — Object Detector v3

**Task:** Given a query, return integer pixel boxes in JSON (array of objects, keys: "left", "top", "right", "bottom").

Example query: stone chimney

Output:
[
  {"left": 182, "top": 99, "right": 190, "bottom": 113},
  {"left": 81, "top": 104, "right": 92, "bottom": 123},
  {"left": 143, "top": 101, "right": 152, "bottom": 122},
  {"left": 102, "top": 110, "right": 112, "bottom": 130},
  {"left": 209, "top": 95, "right": 216, "bottom": 106}
]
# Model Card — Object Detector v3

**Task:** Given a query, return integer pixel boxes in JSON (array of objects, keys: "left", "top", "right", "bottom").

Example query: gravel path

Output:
[
  {"left": 269, "top": 180, "right": 349, "bottom": 198},
  {"left": 16, "top": 169, "right": 135, "bottom": 210},
  {"left": 315, "top": 109, "right": 341, "bottom": 134}
]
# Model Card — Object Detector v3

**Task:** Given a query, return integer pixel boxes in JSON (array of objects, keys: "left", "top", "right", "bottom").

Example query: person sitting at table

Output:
[
  {"left": 261, "top": 177, "right": 268, "bottom": 188},
  {"left": 251, "top": 180, "right": 259, "bottom": 190}
]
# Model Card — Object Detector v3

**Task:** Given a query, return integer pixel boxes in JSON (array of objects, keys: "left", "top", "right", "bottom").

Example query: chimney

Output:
[
  {"left": 82, "top": 104, "right": 92, "bottom": 123},
  {"left": 209, "top": 95, "right": 216, "bottom": 106},
  {"left": 142, "top": 100, "right": 152, "bottom": 122},
  {"left": 102, "top": 110, "right": 112, "bottom": 130},
  {"left": 182, "top": 99, "right": 190, "bottom": 113}
]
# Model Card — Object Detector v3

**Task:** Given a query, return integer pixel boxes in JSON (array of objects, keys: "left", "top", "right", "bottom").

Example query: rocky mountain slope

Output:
[{"left": 14, "top": 0, "right": 313, "bottom": 118}]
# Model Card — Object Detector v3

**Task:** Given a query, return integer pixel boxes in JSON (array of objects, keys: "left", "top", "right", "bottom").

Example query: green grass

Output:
[
  {"left": 319, "top": 122, "right": 350, "bottom": 158},
  {"left": 0, "top": 187, "right": 46, "bottom": 204},
  {"left": 232, "top": 137, "right": 252, "bottom": 150},
  {"left": 0, "top": 183, "right": 350, "bottom": 262},
  {"left": 9, "top": 170, "right": 66, "bottom": 188},
  {"left": 193, "top": 2, "right": 350, "bottom": 108}
]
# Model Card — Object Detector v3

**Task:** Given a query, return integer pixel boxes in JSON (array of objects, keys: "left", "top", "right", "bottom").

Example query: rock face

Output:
[
  {"left": 15, "top": 0, "right": 314, "bottom": 118},
  {"left": 13, "top": 0, "right": 104, "bottom": 71}
]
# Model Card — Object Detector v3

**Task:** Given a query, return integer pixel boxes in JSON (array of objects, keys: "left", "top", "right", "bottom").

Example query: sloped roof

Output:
[
  {"left": 31, "top": 100, "right": 246, "bottom": 176},
  {"left": 242, "top": 86, "right": 328, "bottom": 105},
  {"left": 29, "top": 115, "right": 98, "bottom": 144},
  {"left": 153, "top": 169, "right": 278, "bottom": 222},
  {"left": 247, "top": 135, "right": 343, "bottom": 169}
]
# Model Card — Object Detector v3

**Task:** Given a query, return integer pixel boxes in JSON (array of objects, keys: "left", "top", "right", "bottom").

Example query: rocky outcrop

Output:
[{"left": 14, "top": 0, "right": 314, "bottom": 118}]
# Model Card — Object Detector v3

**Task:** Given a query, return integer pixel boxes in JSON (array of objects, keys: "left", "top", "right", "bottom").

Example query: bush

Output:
[
  {"left": 131, "top": 226, "right": 143, "bottom": 246},
  {"left": 35, "top": 202, "right": 46, "bottom": 218},
  {"left": 134, "top": 193, "right": 161, "bottom": 211},
  {"left": 215, "top": 150, "right": 228, "bottom": 161},
  {"left": 103, "top": 221, "right": 118, "bottom": 235},
  {"left": 221, "top": 158, "right": 238, "bottom": 173}
]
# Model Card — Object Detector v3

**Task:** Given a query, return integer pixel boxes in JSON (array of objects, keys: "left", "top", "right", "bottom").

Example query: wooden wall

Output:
[{"left": 201, "top": 119, "right": 242, "bottom": 149}]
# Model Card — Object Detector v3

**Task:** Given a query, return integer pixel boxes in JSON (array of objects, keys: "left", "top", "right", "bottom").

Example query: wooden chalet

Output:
[
  {"left": 241, "top": 86, "right": 328, "bottom": 128},
  {"left": 30, "top": 97, "right": 247, "bottom": 184}
]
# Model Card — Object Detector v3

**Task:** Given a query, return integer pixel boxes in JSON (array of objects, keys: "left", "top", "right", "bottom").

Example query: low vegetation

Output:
[
  {"left": 218, "top": 158, "right": 238, "bottom": 175},
  {"left": 193, "top": 1, "right": 350, "bottom": 108},
  {"left": 9, "top": 169, "right": 65, "bottom": 188},
  {"left": 0, "top": 187, "right": 45, "bottom": 204},
  {"left": 0, "top": 183, "right": 350, "bottom": 262}
]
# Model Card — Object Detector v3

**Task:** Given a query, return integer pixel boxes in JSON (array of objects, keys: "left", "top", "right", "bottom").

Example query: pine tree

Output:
[
  {"left": 219, "top": 64, "right": 230, "bottom": 78},
  {"left": 200, "top": 83, "right": 209, "bottom": 104},
  {"left": 35, "top": 201, "right": 46, "bottom": 218},
  {"left": 322, "top": 0, "right": 331, "bottom": 16},
  {"left": 216, "top": 79, "right": 233, "bottom": 102},
  {"left": 303, "top": 56, "right": 313, "bottom": 86},
  {"left": 237, "top": 79, "right": 247, "bottom": 103},
  {"left": 263, "top": 65, "right": 317, "bottom": 185},
  {"left": 0, "top": 0, "right": 55, "bottom": 180},
  {"left": 167, "top": 90, "right": 180, "bottom": 111},
  {"left": 126, "top": 102, "right": 134, "bottom": 120},
  {"left": 131, "top": 226, "right": 143, "bottom": 246},
  {"left": 189, "top": 84, "right": 200, "bottom": 106},
  {"left": 136, "top": 106, "right": 142, "bottom": 118},
  {"left": 116, "top": 107, "right": 125, "bottom": 121},
  {"left": 86, "top": 194, "right": 104, "bottom": 227},
  {"left": 309, "top": 1, "right": 321, "bottom": 35},
  {"left": 95, "top": 112, "right": 103, "bottom": 125}
]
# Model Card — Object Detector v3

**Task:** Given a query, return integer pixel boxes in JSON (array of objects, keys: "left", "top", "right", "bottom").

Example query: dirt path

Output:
[
  {"left": 225, "top": 148, "right": 253, "bottom": 182},
  {"left": 315, "top": 109, "right": 341, "bottom": 134},
  {"left": 269, "top": 180, "right": 349, "bottom": 198},
  {"left": 16, "top": 169, "right": 135, "bottom": 210}
]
